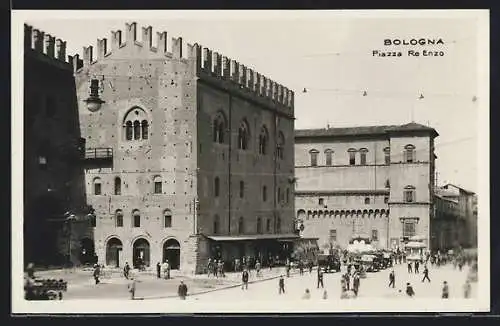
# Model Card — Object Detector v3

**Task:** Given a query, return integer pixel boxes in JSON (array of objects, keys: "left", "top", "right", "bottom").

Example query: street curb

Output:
[{"left": 140, "top": 268, "right": 308, "bottom": 300}]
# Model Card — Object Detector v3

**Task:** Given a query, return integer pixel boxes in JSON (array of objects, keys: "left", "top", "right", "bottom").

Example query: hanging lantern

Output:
[
  {"left": 362, "top": 90, "right": 367, "bottom": 96},
  {"left": 84, "top": 79, "right": 105, "bottom": 112},
  {"left": 302, "top": 88, "right": 307, "bottom": 93},
  {"left": 418, "top": 94, "right": 424, "bottom": 100}
]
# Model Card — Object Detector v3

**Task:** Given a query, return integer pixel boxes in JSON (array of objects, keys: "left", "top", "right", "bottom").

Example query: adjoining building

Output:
[
  {"left": 74, "top": 22, "right": 297, "bottom": 273},
  {"left": 23, "top": 24, "right": 90, "bottom": 267},
  {"left": 433, "top": 184, "right": 477, "bottom": 250},
  {"left": 294, "top": 123, "right": 438, "bottom": 251}
]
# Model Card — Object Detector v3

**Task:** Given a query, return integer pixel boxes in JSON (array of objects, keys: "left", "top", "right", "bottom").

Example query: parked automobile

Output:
[{"left": 317, "top": 254, "right": 341, "bottom": 273}]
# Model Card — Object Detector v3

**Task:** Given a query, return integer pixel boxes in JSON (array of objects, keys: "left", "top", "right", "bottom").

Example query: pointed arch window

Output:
[
  {"left": 238, "top": 120, "right": 250, "bottom": 150},
  {"left": 213, "top": 112, "right": 227, "bottom": 144},
  {"left": 114, "top": 177, "right": 122, "bottom": 195},
  {"left": 123, "top": 107, "right": 149, "bottom": 142},
  {"left": 259, "top": 126, "right": 269, "bottom": 155}
]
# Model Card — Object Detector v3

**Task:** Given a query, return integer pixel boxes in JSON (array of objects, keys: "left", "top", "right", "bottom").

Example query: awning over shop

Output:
[{"left": 204, "top": 233, "right": 300, "bottom": 242}]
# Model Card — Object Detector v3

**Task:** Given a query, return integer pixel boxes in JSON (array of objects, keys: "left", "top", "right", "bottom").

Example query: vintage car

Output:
[
  {"left": 317, "top": 254, "right": 341, "bottom": 273},
  {"left": 361, "top": 255, "right": 379, "bottom": 272}
]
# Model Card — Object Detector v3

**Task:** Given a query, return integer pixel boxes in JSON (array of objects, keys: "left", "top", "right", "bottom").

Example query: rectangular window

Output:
[
  {"left": 349, "top": 152, "right": 356, "bottom": 165},
  {"left": 405, "top": 150, "right": 414, "bottom": 163},
  {"left": 116, "top": 215, "right": 123, "bottom": 227},
  {"left": 329, "top": 229, "right": 337, "bottom": 242},
  {"left": 164, "top": 215, "right": 172, "bottom": 228},
  {"left": 266, "top": 219, "right": 271, "bottom": 232},
  {"left": 134, "top": 215, "right": 141, "bottom": 228},
  {"left": 240, "top": 181, "right": 244, "bottom": 198},
  {"left": 385, "top": 153, "right": 390, "bottom": 165},
  {"left": 278, "top": 188, "right": 281, "bottom": 203},
  {"left": 154, "top": 182, "right": 162, "bottom": 194},
  {"left": 372, "top": 229, "right": 378, "bottom": 241},
  {"left": 403, "top": 221, "right": 416, "bottom": 237},
  {"left": 319, "top": 198, "right": 324, "bottom": 206},
  {"left": 262, "top": 186, "right": 267, "bottom": 202},
  {"left": 311, "top": 152, "right": 318, "bottom": 166},
  {"left": 360, "top": 152, "right": 367, "bottom": 165},
  {"left": 94, "top": 184, "right": 101, "bottom": 195},
  {"left": 384, "top": 196, "right": 389, "bottom": 204},
  {"left": 404, "top": 190, "right": 415, "bottom": 203}
]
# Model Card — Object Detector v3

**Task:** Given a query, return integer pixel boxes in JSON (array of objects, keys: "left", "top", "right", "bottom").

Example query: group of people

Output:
[
  {"left": 155, "top": 261, "right": 171, "bottom": 279},
  {"left": 207, "top": 258, "right": 226, "bottom": 278}
]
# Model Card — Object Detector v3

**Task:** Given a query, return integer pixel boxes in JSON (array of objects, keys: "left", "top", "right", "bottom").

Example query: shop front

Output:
[{"left": 203, "top": 233, "right": 299, "bottom": 271}]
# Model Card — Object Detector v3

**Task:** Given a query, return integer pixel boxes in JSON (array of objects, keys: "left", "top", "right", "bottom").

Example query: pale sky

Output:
[{"left": 19, "top": 10, "right": 487, "bottom": 193}]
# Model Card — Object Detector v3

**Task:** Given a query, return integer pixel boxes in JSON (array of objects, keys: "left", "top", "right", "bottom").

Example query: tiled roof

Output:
[{"left": 295, "top": 122, "right": 438, "bottom": 138}]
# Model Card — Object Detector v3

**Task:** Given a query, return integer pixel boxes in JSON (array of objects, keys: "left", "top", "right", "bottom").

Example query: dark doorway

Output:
[
  {"left": 163, "top": 239, "right": 181, "bottom": 270},
  {"left": 80, "top": 238, "right": 96, "bottom": 266},
  {"left": 106, "top": 237, "right": 123, "bottom": 268},
  {"left": 133, "top": 238, "right": 150, "bottom": 268}
]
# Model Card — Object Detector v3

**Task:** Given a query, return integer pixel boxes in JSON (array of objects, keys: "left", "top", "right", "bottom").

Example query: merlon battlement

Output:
[
  {"left": 24, "top": 24, "right": 67, "bottom": 62},
  {"left": 76, "top": 22, "right": 294, "bottom": 109}
]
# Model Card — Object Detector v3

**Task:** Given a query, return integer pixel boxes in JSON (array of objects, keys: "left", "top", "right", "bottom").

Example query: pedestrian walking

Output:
[
  {"left": 317, "top": 268, "right": 324, "bottom": 289},
  {"left": 278, "top": 275, "right": 285, "bottom": 294},
  {"left": 93, "top": 264, "right": 101, "bottom": 285},
  {"left": 344, "top": 273, "right": 350, "bottom": 290},
  {"left": 309, "top": 261, "right": 313, "bottom": 274},
  {"left": 388, "top": 270, "right": 395, "bottom": 288},
  {"left": 220, "top": 260, "right": 226, "bottom": 277},
  {"left": 286, "top": 262, "right": 291, "bottom": 278},
  {"left": 421, "top": 265, "right": 431, "bottom": 283},
  {"left": 353, "top": 272, "right": 360, "bottom": 296},
  {"left": 406, "top": 282, "right": 415, "bottom": 297},
  {"left": 156, "top": 262, "right": 161, "bottom": 278},
  {"left": 463, "top": 279, "right": 471, "bottom": 298},
  {"left": 415, "top": 260, "right": 420, "bottom": 274},
  {"left": 407, "top": 262, "right": 413, "bottom": 273},
  {"left": 178, "top": 281, "right": 188, "bottom": 300},
  {"left": 255, "top": 260, "right": 261, "bottom": 277},
  {"left": 241, "top": 269, "right": 249, "bottom": 290},
  {"left": 166, "top": 260, "right": 171, "bottom": 279},
  {"left": 123, "top": 262, "right": 130, "bottom": 279},
  {"left": 207, "top": 258, "right": 213, "bottom": 277},
  {"left": 442, "top": 281, "right": 449, "bottom": 299},
  {"left": 128, "top": 277, "right": 136, "bottom": 300},
  {"left": 299, "top": 261, "right": 304, "bottom": 276},
  {"left": 302, "top": 288, "right": 311, "bottom": 300},
  {"left": 322, "top": 290, "right": 328, "bottom": 300}
]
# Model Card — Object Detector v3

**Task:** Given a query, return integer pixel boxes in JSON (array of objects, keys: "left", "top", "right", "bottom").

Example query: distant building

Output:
[
  {"left": 23, "top": 24, "right": 89, "bottom": 267},
  {"left": 294, "top": 122, "right": 438, "bottom": 251},
  {"left": 74, "top": 22, "right": 296, "bottom": 273},
  {"left": 433, "top": 184, "right": 477, "bottom": 249}
]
